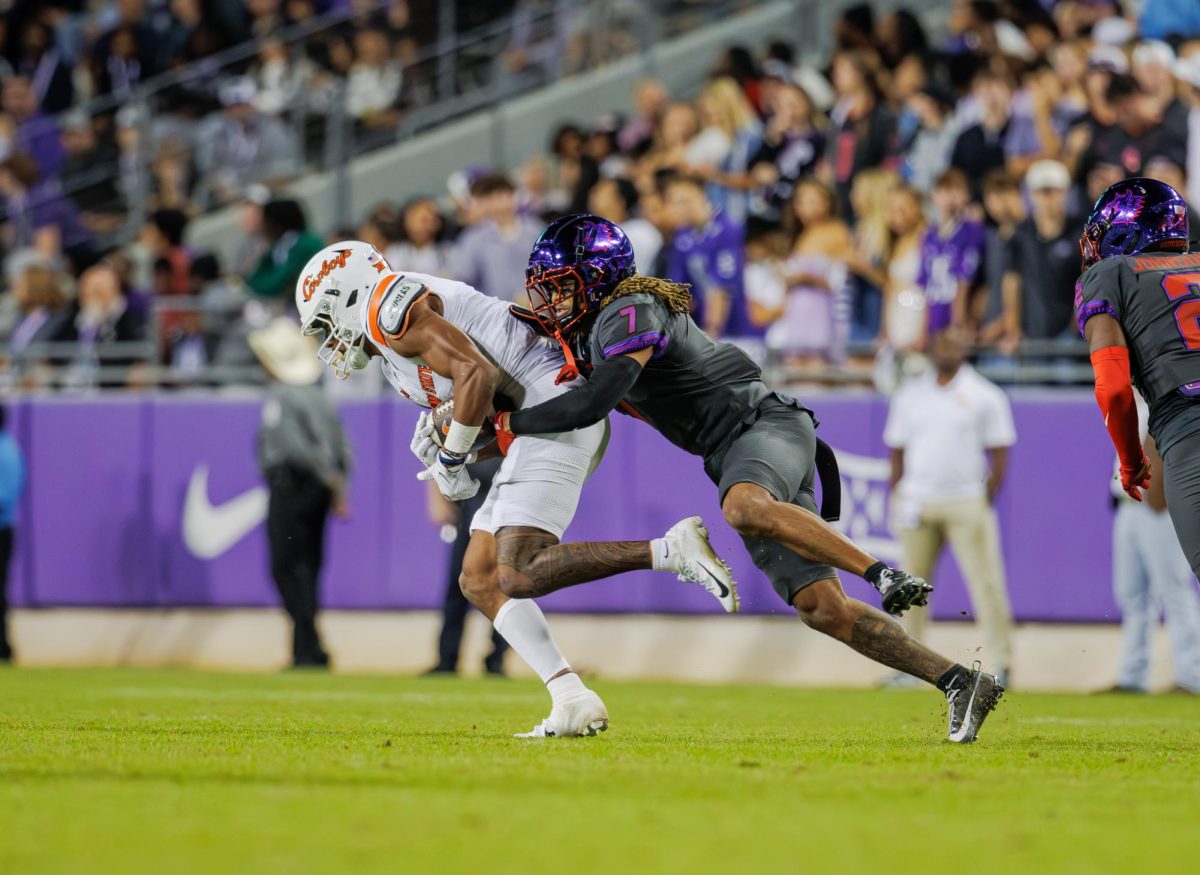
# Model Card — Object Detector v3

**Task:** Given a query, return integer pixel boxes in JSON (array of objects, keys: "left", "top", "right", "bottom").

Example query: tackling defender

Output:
[
  {"left": 1075, "top": 177, "right": 1200, "bottom": 577},
  {"left": 496, "top": 215, "right": 1005, "bottom": 743},
  {"left": 295, "top": 241, "right": 737, "bottom": 737}
]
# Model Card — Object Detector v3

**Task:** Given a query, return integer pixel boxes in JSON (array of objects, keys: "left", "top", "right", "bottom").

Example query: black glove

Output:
[{"left": 864, "top": 562, "right": 933, "bottom": 616}]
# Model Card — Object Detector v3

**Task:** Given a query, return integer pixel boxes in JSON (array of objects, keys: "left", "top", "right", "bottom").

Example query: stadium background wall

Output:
[{"left": 18, "top": 393, "right": 1126, "bottom": 622}]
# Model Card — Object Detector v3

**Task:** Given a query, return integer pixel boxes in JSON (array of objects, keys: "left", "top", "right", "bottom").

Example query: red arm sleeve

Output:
[{"left": 1090, "top": 346, "right": 1144, "bottom": 471}]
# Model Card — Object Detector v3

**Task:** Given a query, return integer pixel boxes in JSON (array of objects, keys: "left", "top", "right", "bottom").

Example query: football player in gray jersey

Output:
[
  {"left": 497, "top": 215, "right": 1005, "bottom": 743},
  {"left": 1076, "top": 177, "right": 1200, "bottom": 576}
]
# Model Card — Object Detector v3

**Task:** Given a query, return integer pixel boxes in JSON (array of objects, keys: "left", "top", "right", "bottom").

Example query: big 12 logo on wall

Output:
[{"left": 829, "top": 448, "right": 901, "bottom": 565}]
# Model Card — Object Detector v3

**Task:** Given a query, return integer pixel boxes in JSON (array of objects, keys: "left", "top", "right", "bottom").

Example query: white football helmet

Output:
[{"left": 295, "top": 240, "right": 393, "bottom": 379}]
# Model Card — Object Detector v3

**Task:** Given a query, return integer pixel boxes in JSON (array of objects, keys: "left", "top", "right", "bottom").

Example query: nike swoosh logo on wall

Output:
[{"left": 182, "top": 465, "right": 269, "bottom": 559}]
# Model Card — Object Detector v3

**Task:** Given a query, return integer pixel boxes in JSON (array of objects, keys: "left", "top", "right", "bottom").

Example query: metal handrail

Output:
[
  {"left": 51, "top": 2, "right": 391, "bottom": 125},
  {"left": 13, "top": 340, "right": 156, "bottom": 358},
  {"left": 51, "top": 0, "right": 576, "bottom": 131},
  {"left": 40, "top": 0, "right": 580, "bottom": 229},
  {"left": 0, "top": 333, "right": 1095, "bottom": 392}
]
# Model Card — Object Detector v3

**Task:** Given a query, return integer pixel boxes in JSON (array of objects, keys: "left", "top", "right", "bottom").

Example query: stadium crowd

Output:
[{"left": 2, "top": 0, "right": 1200, "bottom": 389}]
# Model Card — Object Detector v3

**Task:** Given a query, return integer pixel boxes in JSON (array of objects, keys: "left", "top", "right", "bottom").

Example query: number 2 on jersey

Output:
[{"left": 1161, "top": 272, "right": 1200, "bottom": 350}]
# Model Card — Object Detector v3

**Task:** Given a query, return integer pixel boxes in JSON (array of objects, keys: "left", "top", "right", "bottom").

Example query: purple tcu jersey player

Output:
[
  {"left": 1075, "top": 176, "right": 1200, "bottom": 576},
  {"left": 661, "top": 175, "right": 756, "bottom": 339},
  {"left": 496, "top": 213, "right": 1005, "bottom": 743}
]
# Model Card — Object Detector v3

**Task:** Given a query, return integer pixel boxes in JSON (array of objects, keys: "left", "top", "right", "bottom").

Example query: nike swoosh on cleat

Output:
[
  {"left": 950, "top": 676, "right": 983, "bottom": 742},
  {"left": 700, "top": 566, "right": 730, "bottom": 598}
]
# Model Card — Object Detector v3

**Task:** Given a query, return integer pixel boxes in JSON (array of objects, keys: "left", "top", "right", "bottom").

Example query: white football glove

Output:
[
  {"left": 410, "top": 411, "right": 438, "bottom": 468},
  {"left": 417, "top": 452, "right": 480, "bottom": 501}
]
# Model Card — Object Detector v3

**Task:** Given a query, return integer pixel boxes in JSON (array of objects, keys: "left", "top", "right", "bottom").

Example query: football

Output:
[{"left": 428, "top": 397, "right": 496, "bottom": 452}]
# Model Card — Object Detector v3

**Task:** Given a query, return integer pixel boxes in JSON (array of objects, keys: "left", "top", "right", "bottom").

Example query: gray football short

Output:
[
  {"left": 703, "top": 396, "right": 839, "bottom": 605},
  {"left": 1162, "top": 429, "right": 1200, "bottom": 577}
]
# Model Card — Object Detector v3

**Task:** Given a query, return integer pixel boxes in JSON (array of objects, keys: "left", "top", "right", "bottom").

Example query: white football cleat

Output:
[
  {"left": 667, "top": 516, "right": 740, "bottom": 613},
  {"left": 514, "top": 689, "right": 609, "bottom": 738}
]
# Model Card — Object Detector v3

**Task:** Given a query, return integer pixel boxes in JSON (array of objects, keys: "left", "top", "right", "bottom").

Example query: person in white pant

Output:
[
  {"left": 884, "top": 328, "right": 1016, "bottom": 686},
  {"left": 294, "top": 241, "right": 738, "bottom": 739},
  {"left": 1110, "top": 397, "right": 1200, "bottom": 693}
]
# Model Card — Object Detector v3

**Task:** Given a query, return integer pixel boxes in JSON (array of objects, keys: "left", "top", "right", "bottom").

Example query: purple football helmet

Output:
[
  {"left": 525, "top": 214, "right": 636, "bottom": 336},
  {"left": 1080, "top": 177, "right": 1189, "bottom": 269}
]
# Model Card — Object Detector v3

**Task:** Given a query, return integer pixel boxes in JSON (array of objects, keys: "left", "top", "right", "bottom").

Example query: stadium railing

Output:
[
  {"left": 0, "top": 296, "right": 1091, "bottom": 393},
  {"left": 42, "top": 0, "right": 788, "bottom": 247}
]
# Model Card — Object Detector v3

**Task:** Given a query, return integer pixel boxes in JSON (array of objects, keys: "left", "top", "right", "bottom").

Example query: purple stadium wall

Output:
[{"left": 13, "top": 393, "right": 1123, "bottom": 622}]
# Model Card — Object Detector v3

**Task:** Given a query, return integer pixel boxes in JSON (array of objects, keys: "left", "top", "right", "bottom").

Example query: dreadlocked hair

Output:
[{"left": 600, "top": 276, "right": 693, "bottom": 315}]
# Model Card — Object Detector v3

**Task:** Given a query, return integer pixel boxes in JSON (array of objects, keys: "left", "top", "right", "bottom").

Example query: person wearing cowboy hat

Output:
[{"left": 250, "top": 318, "right": 351, "bottom": 669}]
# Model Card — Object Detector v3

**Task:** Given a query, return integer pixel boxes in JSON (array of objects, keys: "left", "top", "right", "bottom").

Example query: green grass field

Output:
[{"left": 2, "top": 668, "right": 1198, "bottom": 874}]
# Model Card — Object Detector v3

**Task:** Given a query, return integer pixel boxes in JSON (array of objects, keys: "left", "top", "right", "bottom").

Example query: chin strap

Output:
[
  {"left": 508, "top": 304, "right": 584, "bottom": 383},
  {"left": 553, "top": 331, "right": 582, "bottom": 384}
]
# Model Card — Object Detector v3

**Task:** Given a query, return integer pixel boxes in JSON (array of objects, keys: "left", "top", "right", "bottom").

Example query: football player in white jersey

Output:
[{"left": 295, "top": 241, "right": 737, "bottom": 737}]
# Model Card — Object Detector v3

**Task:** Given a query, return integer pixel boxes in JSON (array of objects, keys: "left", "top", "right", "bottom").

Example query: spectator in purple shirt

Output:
[
  {"left": 661, "top": 173, "right": 751, "bottom": 340},
  {"left": 916, "top": 168, "right": 985, "bottom": 337},
  {"left": 1, "top": 77, "right": 66, "bottom": 181},
  {"left": 0, "top": 153, "right": 96, "bottom": 274}
]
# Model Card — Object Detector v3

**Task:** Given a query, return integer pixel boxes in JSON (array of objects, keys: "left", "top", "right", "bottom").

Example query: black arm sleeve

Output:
[{"left": 509, "top": 354, "right": 644, "bottom": 435}]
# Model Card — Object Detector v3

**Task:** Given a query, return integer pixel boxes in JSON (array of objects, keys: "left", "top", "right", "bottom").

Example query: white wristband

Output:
[{"left": 443, "top": 419, "right": 482, "bottom": 455}]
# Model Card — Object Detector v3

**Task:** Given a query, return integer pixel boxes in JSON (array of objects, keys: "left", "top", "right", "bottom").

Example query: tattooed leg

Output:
[
  {"left": 494, "top": 526, "right": 652, "bottom": 598},
  {"left": 792, "top": 577, "right": 954, "bottom": 685}
]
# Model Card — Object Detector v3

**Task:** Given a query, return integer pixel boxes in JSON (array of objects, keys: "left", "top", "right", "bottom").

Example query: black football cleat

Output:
[
  {"left": 872, "top": 566, "right": 933, "bottom": 616},
  {"left": 946, "top": 663, "right": 1005, "bottom": 744}
]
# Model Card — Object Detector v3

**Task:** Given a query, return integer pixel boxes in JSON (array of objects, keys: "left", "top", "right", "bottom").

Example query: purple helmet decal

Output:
[{"left": 1080, "top": 177, "right": 1189, "bottom": 269}]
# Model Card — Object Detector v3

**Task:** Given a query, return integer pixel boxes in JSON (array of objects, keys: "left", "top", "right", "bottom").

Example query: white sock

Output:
[
  {"left": 546, "top": 671, "right": 588, "bottom": 706},
  {"left": 651, "top": 536, "right": 680, "bottom": 572},
  {"left": 492, "top": 598, "right": 571, "bottom": 683}
]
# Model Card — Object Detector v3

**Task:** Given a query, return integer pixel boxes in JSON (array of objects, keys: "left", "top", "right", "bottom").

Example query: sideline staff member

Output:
[
  {"left": 250, "top": 319, "right": 351, "bottom": 668},
  {"left": 885, "top": 327, "right": 1016, "bottom": 686}
]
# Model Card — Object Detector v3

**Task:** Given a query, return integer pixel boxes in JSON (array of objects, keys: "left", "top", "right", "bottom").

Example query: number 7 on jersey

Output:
[{"left": 619, "top": 305, "right": 637, "bottom": 335}]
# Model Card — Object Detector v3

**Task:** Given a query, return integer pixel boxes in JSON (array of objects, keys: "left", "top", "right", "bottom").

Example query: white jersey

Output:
[
  {"left": 360, "top": 270, "right": 567, "bottom": 409},
  {"left": 360, "top": 269, "right": 607, "bottom": 540}
]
